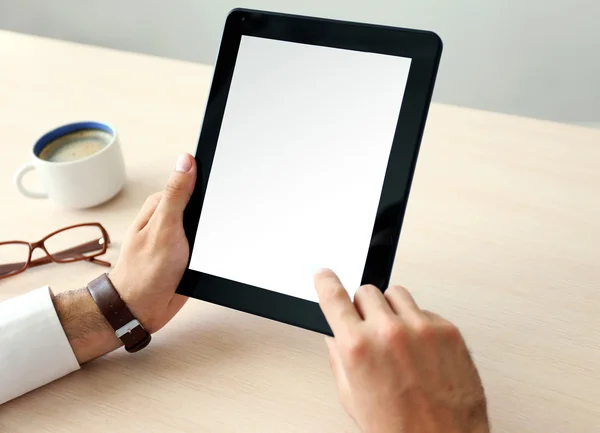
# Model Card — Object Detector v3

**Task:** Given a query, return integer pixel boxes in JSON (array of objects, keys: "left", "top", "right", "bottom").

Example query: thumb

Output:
[{"left": 157, "top": 153, "right": 197, "bottom": 220}]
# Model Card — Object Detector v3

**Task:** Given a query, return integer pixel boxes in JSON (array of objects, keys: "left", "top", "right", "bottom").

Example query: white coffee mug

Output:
[{"left": 14, "top": 121, "right": 126, "bottom": 209}]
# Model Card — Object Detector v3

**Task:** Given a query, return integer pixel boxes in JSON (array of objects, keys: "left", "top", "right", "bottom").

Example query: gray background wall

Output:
[{"left": 1, "top": 0, "right": 598, "bottom": 125}]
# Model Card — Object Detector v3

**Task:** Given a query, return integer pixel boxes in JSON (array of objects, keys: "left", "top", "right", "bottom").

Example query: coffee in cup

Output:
[
  {"left": 14, "top": 121, "right": 126, "bottom": 209},
  {"left": 38, "top": 129, "right": 114, "bottom": 162}
]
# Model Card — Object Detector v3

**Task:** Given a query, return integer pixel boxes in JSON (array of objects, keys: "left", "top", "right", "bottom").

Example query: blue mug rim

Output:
[{"left": 33, "top": 121, "right": 116, "bottom": 162}]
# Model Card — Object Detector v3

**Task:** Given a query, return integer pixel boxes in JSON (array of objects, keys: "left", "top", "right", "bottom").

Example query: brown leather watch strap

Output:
[{"left": 86, "top": 273, "right": 151, "bottom": 353}]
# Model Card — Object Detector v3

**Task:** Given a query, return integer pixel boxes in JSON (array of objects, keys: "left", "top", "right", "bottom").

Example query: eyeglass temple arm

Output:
[
  {"left": 0, "top": 262, "right": 28, "bottom": 275},
  {"left": 0, "top": 238, "right": 110, "bottom": 274},
  {"left": 88, "top": 257, "right": 111, "bottom": 267},
  {"left": 39, "top": 239, "right": 108, "bottom": 264}
]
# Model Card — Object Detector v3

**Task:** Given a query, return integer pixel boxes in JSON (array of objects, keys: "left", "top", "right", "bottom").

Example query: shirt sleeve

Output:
[{"left": 0, "top": 286, "right": 80, "bottom": 405}]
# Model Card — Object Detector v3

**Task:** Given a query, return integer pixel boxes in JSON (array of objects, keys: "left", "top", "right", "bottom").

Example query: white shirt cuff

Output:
[{"left": 0, "top": 286, "right": 80, "bottom": 405}]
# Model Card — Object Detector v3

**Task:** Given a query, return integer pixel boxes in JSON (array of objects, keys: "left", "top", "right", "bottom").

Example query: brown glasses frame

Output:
[{"left": 0, "top": 222, "right": 111, "bottom": 279}]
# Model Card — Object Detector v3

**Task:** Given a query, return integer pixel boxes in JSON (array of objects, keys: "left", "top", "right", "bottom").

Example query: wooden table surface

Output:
[{"left": 1, "top": 30, "right": 600, "bottom": 433}]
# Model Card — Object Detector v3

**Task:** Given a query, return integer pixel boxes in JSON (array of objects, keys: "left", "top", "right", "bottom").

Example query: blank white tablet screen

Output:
[{"left": 189, "top": 36, "right": 411, "bottom": 302}]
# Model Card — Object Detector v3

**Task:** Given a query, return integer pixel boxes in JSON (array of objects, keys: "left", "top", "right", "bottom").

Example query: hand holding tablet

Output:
[{"left": 177, "top": 9, "right": 443, "bottom": 334}]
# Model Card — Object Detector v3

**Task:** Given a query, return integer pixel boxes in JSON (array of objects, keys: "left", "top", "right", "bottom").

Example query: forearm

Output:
[{"left": 51, "top": 288, "right": 122, "bottom": 364}]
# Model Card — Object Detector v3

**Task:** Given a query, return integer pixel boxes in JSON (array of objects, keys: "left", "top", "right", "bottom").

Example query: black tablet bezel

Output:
[{"left": 177, "top": 8, "right": 443, "bottom": 336}]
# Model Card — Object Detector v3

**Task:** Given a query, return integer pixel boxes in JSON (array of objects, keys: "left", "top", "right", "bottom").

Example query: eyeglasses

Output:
[{"left": 0, "top": 223, "right": 111, "bottom": 279}]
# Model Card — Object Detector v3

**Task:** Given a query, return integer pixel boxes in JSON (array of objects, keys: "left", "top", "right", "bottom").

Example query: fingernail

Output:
[
  {"left": 316, "top": 268, "right": 331, "bottom": 276},
  {"left": 175, "top": 154, "right": 192, "bottom": 173}
]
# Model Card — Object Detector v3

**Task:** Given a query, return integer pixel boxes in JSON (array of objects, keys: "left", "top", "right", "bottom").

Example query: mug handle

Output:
[{"left": 14, "top": 163, "right": 48, "bottom": 199}]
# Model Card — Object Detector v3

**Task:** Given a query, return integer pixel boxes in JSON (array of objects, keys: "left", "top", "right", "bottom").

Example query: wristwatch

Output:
[{"left": 86, "top": 273, "right": 151, "bottom": 353}]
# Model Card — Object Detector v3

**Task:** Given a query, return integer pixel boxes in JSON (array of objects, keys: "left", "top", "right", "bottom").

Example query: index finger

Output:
[
  {"left": 133, "top": 192, "right": 163, "bottom": 231},
  {"left": 314, "top": 269, "right": 361, "bottom": 335}
]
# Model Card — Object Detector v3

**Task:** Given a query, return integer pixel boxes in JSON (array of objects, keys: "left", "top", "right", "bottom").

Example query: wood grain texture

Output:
[{"left": 1, "top": 30, "right": 599, "bottom": 432}]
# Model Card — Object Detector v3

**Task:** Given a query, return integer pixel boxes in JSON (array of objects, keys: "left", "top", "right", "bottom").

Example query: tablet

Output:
[{"left": 177, "top": 9, "right": 442, "bottom": 335}]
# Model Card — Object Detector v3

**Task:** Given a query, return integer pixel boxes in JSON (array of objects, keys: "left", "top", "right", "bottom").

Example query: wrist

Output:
[
  {"left": 87, "top": 273, "right": 152, "bottom": 353},
  {"left": 51, "top": 288, "right": 122, "bottom": 364},
  {"left": 108, "top": 269, "right": 173, "bottom": 334},
  {"left": 107, "top": 270, "right": 154, "bottom": 329},
  {"left": 107, "top": 271, "right": 147, "bottom": 326},
  {"left": 360, "top": 400, "right": 489, "bottom": 433}
]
